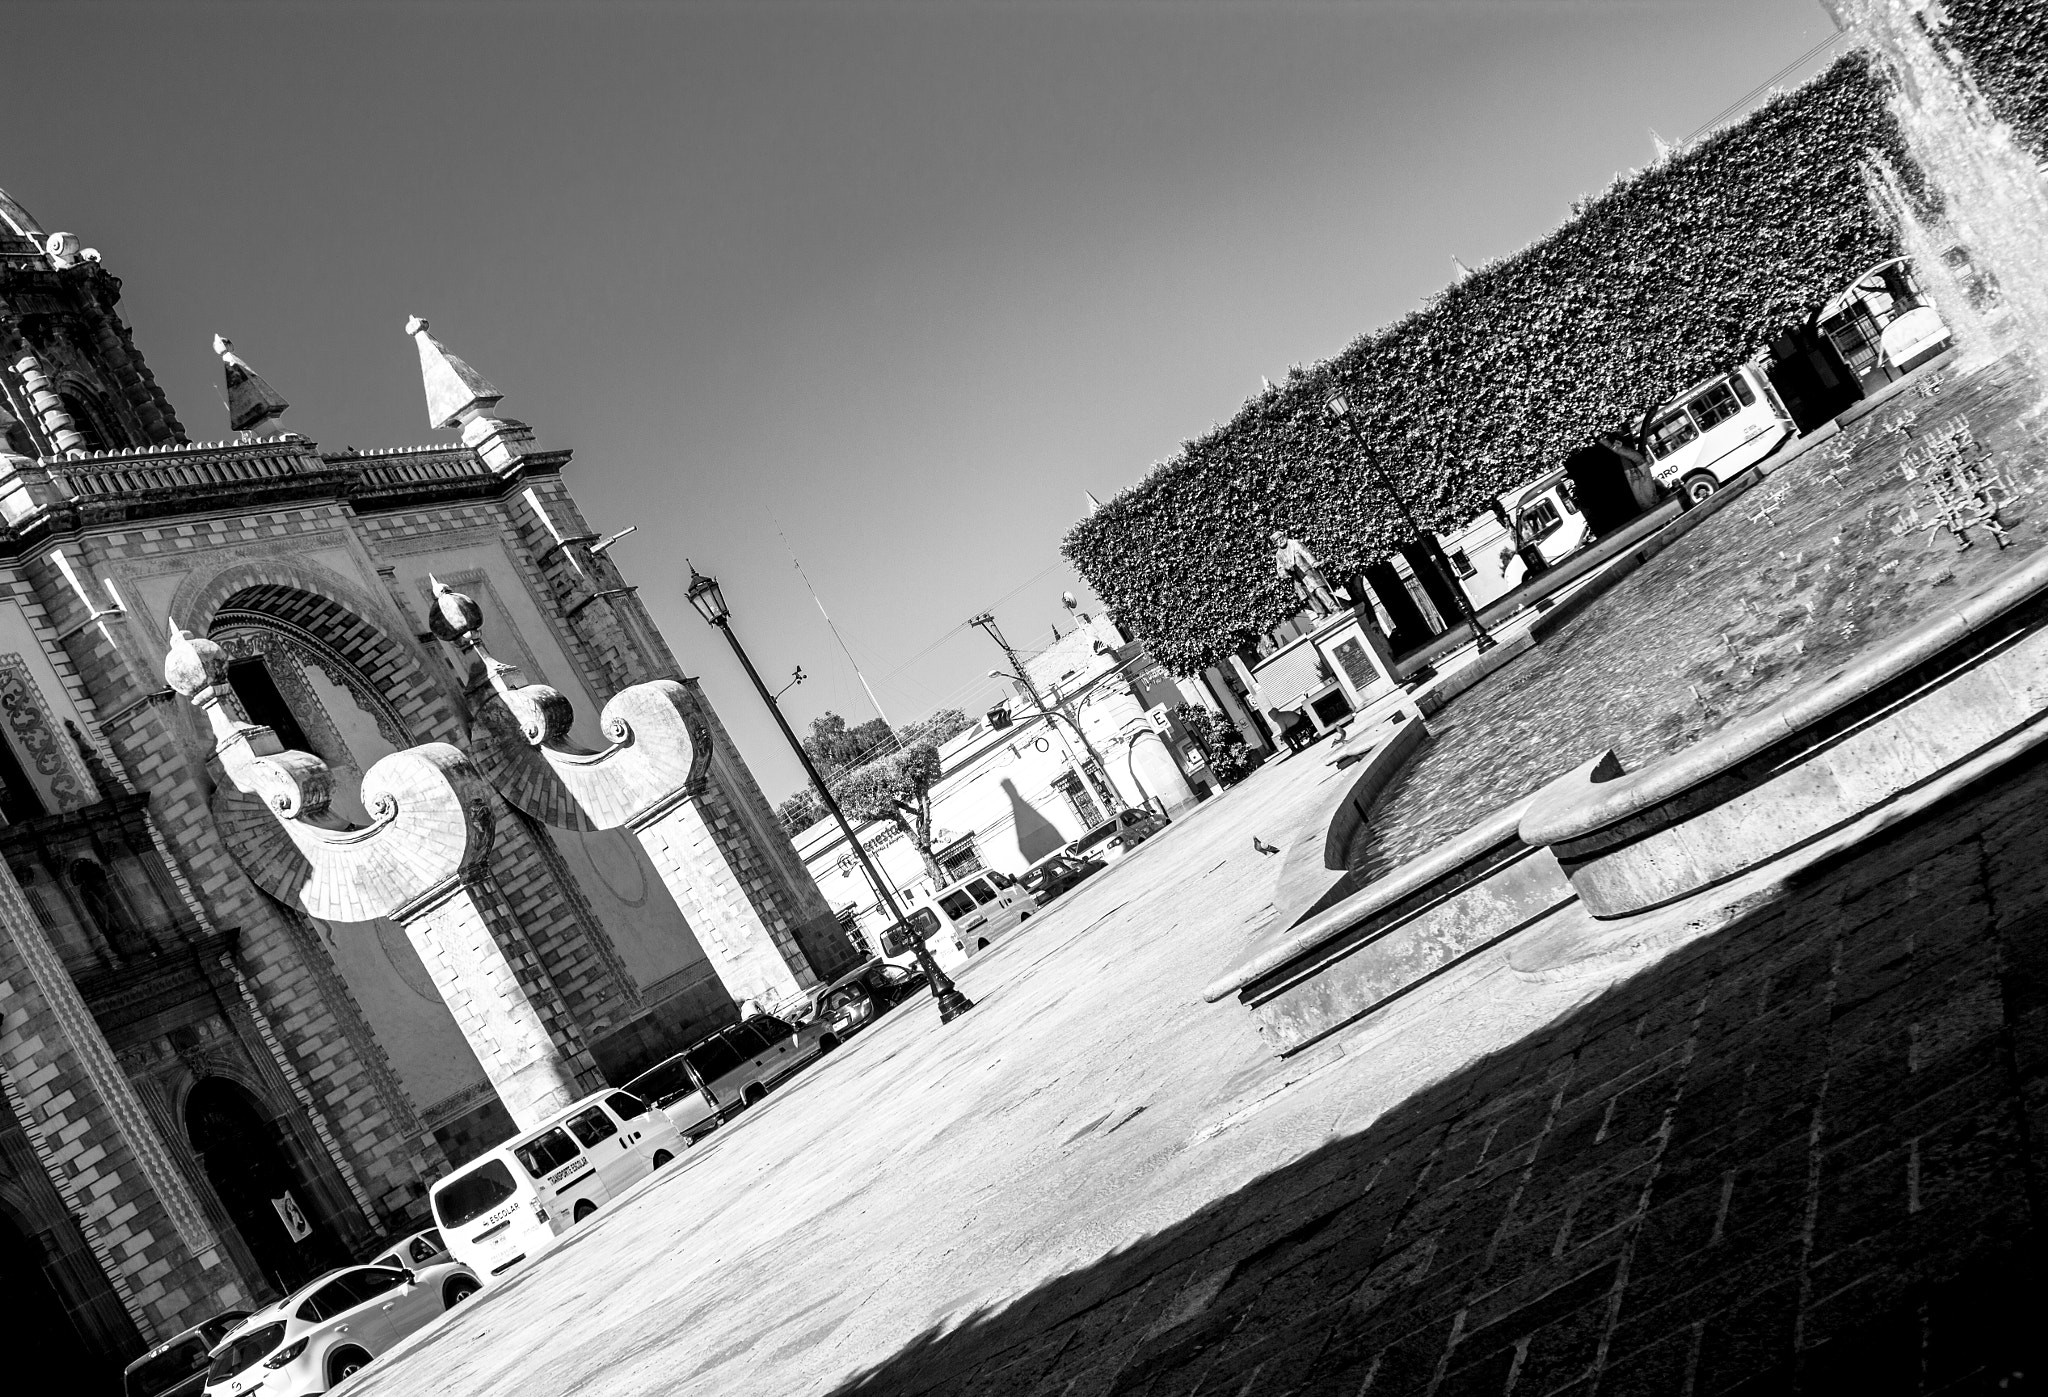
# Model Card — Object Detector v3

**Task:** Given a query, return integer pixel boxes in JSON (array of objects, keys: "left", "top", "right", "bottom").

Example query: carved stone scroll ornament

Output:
[
  {"left": 427, "top": 578, "right": 709, "bottom": 831},
  {"left": 164, "top": 619, "right": 600, "bottom": 1127},
  {"left": 429, "top": 579, "right": 825, "bottom": 1010}
]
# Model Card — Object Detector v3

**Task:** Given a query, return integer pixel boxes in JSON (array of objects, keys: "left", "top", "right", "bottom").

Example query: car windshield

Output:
[
  {"left": 624, "top": 1058, "right": 699, "bottom": 1106},
  {"left": 823, "top": 986, "right": 866, "bottom": 1013},
  {"left": 434, "top": 1158, "right": 519, "bottom": 1229},
  {"left": 126, "top": 1337, "right": 209, "bottom": 1397},
  {"left": 205, "top": 1323, "right": 287, "bottom": 1385},
  {"left": 1072, "top": 821, "right": 1118, "bottom": 850}
]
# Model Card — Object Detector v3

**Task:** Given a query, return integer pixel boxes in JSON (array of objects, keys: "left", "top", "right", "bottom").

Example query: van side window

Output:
[
  {"left": 966, "top": 879, "right": 998, "bottom": 906},
  {"left": 514, "top": 1128, "right": 582, "bottom": 1178},
  {"left": 1644, "top": 411, "right": 1699, "bottom": 460},
  {"left": 565, "top": 1106, "right": 619, "bottom": 1148},
  {"left": 939, "top": 891, "right": 977, "bottom": 919},
  {"left": 687, "top": 1035, "right": 745, "bottom": 1083},
  {"left": 1687, "top": 382, "right": 1742, "bottom": 431},
  {"left": 606, "top": 1091, "right": 648, "bottom": 1120}
]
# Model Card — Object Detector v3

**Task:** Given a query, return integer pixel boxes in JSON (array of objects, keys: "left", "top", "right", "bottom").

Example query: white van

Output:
[
  {"left": 1640, "top": 363, "right": 1794, "bottom": 505},
  {"left": 920, "top": 870, "right": 1034, "bottom": 958},
  {"left": 429, "top": 1090, "right": 680, "bottom": 1285}
]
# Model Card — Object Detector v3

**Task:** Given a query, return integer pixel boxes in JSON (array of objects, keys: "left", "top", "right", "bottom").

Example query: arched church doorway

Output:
[
  {"left": 0, "top": 1204, "right": 116, "bottom": 1392},
  {"left": 185, "top": 1079, "right": 339, "bottom": 1293}
]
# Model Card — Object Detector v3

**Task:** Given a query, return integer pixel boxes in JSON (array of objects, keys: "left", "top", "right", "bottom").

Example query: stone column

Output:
[
  {"left": 433, "top": 585, "right": 837, "bottom": 1011},
  {"left": 164, "top": 624, "right": 601, "bottom": 1129}
]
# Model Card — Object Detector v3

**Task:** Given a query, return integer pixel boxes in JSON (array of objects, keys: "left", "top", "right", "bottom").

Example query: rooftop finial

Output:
[
  {"left": 405, "top": 315, "right": 504, "bottom": 431},
  {"left": 214, "top": 335, "right": 290, "bottom": 438}
]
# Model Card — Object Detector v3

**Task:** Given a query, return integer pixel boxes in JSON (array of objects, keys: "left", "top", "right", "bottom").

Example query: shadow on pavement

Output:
[{"left": 821, "top": 748, "right": 2048, "bottom": 1397}]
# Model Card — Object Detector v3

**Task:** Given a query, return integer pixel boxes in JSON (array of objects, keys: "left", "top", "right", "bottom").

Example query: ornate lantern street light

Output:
[
  {"left": 686, "top": 565, "right": 974, "bottom": 1022},
  {"left": 1323, "top": 392, "right": 1495, "bottom": 653}
]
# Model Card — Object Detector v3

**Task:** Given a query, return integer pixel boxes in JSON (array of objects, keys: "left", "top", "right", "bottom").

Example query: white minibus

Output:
[
  {"left": 429, "top": 1090, "right": 680, "bottom": 1284},
  {"left": 1640, "top": 362, "right": 1794, "bottom": 506}
]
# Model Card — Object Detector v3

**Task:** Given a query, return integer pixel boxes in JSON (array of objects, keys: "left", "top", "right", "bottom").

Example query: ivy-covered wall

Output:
[
  {"left": 1943, "top": 0, "right": 2048, "bottom": 157},
  {"left": 1064, "top": 54, "right": 1909, "bottom": 677}
]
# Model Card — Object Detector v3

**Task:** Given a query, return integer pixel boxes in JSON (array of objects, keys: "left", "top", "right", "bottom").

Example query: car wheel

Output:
[
  {"left": 651, "top": 1149, "right": 673, "bottom": 1168},
  {"left": 572, "top": 1199, "right": 597, "bottom": 1223},
  {"left": 976, "top": 938, "right": 989, "bottom": 950},
  {"left": 329, "top": 1347, "right": 373, "bottom": 1385},
  {"left": 443, "top": 1276, "right": 481, "bottom": 1307},
  {"left": 818, "top": 1032, "right": 839, "bottom": 1052},
  {"left": 1019, "top": 911, "right": 1032, "bottom": 920},
  {"left": 1681, "top": 472, "right": 1719, "bottom": 505},
  {"left": 743, "top": 1082, "right": 768, "bottom": 1105}
]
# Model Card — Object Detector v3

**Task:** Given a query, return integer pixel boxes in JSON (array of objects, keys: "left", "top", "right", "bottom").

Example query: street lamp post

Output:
[
  {"left": 1324, "top": 392, "right": 1495, "bottom": 653},
  {"left": 686, "top": 565, "right": 974, "bottom": 1023}
]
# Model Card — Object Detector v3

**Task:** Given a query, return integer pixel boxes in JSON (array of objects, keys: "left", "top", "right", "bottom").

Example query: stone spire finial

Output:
[
  {"left": 214, "top": 335, "right": 290, "bottom": 438},
  {"left": 405, "top": 316, "right": 503, "bottom": 430},
  {"left": 425, "top": 575, "right": 484, "bottom": 646}
]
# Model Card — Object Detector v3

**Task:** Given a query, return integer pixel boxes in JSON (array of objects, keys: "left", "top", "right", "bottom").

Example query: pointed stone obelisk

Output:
[
  {"left": 213, "top": 335, "right": 289, "bottom": 439},
  {"left": 405, "top": 315, "right": 534, "bottom": 473}
]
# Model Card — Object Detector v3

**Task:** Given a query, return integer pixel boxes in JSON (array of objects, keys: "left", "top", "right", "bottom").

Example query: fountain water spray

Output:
[{"left": 1834, "top": 0, "right": 2048, "bottom": 383}]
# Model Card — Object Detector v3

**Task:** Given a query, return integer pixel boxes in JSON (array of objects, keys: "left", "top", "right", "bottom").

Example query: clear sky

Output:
[{"left": 1, "top": 0, "right": 1842, "bottom": 803}]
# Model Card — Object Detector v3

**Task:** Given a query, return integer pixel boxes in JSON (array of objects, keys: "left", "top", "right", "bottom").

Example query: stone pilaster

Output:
[{"left": 0, "top": 853, "right": 243, "bottom": 1340}]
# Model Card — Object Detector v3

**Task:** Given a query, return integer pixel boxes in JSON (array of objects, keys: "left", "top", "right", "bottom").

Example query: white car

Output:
[{"left": 200, "top": 1258, "right": 480, "bottom": 1397}]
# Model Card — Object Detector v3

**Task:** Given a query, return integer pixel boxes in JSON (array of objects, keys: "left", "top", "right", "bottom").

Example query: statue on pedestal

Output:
[{"left": 1271, "top": 531, "right": 1339, "bottom": 615}]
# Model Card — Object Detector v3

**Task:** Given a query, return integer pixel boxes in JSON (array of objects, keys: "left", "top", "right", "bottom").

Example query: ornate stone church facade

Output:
[{"left": 0, "top": 189, "right": 856, "bottom": 1377}]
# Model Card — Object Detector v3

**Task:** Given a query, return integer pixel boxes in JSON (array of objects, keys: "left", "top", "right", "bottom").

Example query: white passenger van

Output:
[
  {"left": 917, "top": 870, "right": 1034, "bottom": 958},
  {"left": 430, "top": 1090, "right": 680, "bottom": 1285},
  {"left": 1640, "top": 362, "right": 1794, "bottom": 505}
]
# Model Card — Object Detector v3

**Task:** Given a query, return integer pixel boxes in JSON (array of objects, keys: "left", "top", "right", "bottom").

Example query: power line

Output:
[{"left": 1682, "top": 30, "right": 1849, "bottom": 145}]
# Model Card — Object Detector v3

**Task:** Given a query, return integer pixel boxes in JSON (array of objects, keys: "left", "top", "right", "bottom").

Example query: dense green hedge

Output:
[
  {"left": 1943, "top": 0, "right": 2048, "bottom": 157},
  {"left": 1064, "top": 54, "right": 1910, "bottom": 676}
]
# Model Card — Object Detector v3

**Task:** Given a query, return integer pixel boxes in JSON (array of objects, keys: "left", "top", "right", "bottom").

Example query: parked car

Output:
[
  {"left": 199, "top": 1256, "right": 478, "bottom": 1397},
  {"left": 1019, "top": 850, "right": 1107, "bottom": 906},
  {"left": 878, "top": 906, "right": 966, "bottom": 971},
  {"left": 1066, "top": 807, "right": 1168, "bottom": 865},
  {"left": 123, "top": 1309, "right": 250, "bottom": 1397},
  {"left": 364, "top": 1226, "right": 447, "bottom": 1272},
  {"left": 623, "top": 1013, "right": 838, "bottom": 1144},
  {"left": 430, "top": 1089, "right": 681, "bottom": 1286},
  {"left": 819, "top": 960, "right": 930, "bottom": 1039}
]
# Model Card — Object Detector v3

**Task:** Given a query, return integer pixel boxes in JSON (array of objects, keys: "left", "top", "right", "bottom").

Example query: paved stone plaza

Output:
[{"left": 353, "top": 700, "right": 2048, "bottom": 1396}]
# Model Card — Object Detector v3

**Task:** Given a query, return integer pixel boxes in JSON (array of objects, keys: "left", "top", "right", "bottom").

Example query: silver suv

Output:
[{"left": 623, "top": 1014, "right": 837, "bottom": 1141}]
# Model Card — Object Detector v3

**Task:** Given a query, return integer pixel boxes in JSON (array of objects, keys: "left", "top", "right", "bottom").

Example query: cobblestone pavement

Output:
[
  {"left": 1354, "top": 355, "right": 2048, "bottom": 883},
  {"left": 352, "top": 720, "right": 2048, "bottom": 1396}
]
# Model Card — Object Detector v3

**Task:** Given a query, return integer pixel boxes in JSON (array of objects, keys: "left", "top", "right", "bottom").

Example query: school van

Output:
[
  {"left": 430, "top": 1090, "right": 680, "bottom": 1285},
  {"left": 924, "top": 870, "right": 1035, "bottom": 956},
  {"left": 1639, "top": 362, "right": 1794, "bottom": 505}
]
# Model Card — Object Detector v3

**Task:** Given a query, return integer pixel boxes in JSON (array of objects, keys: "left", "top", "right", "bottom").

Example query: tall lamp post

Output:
[
  {"left": 1324, "top": 392, "right": 1495, "bottom": 654},
  {"left": 686, "top": 565, "right": 974, "bottom": 1023}
]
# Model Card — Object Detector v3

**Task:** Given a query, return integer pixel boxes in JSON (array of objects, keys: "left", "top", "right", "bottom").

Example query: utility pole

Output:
[{"left": 968, "top": 610, "right": 1118, "bottom": 809}]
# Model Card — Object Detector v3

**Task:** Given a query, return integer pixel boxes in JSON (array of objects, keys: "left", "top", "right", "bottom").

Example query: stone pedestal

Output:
[{"left": 165, "top": 624, "right": 600, "bottom": 1130}]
